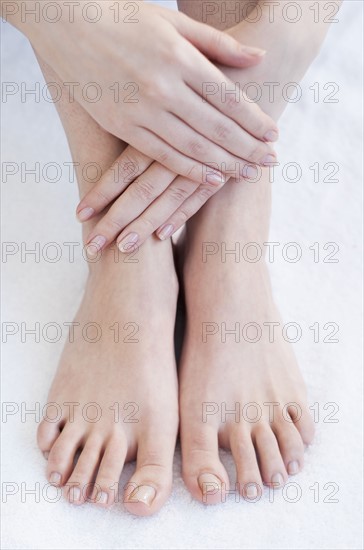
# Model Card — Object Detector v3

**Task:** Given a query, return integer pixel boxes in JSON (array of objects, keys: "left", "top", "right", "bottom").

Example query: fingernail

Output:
[
  {"left": 246, "top": 484, "right": 258, "bottom": 499},
  {"left": 97, "top": 491, "right": 108, "bottom": 504},
  {"left": 261, "top": 154, "right": 277, "bottom": 166},
  {"left": 50, "top": 472, "right": 61, "bottom": 485},
  {"left": 118, "top": 232, "right": 139, "bottom": 253},
  {"left": 271, "top": 473, "right": 284, "bottom": 487},
  {"left": 157, "top": 224, "right": 174, "bottom": 241},
  {"left": 288, "top": 461, "right": 299, "bottom": 475},
  {"left": 198, "top": 473, "right": 221, "bottom": 495},
  {"left": 70, "top": 487, "right": 81, "bottom": 503},
  {"left": 206, "top": 170, "right": 225, "bottom": 186},
  {"left": 243, "top": 45, "right": 266, "bottom": 57},
  {"left": 242, "top": 165, "right": 258, "bottom": 179},
  {"left": 43, "top": 451, "right": 49, "bottom": 460},
  {"left": 128, "top": 485, "right": 156, "bottom": 506},
  {"left": 263, "top": 130, "right": 279, "bottom": 142},
  {"left": 86, "top": 235, "right": 106, "bottom": 257},
  {"left": 77, "top": 206, "right": 94, "bottom": 222}
]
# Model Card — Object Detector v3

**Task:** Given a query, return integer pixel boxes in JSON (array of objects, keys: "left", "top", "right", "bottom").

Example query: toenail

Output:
[
  {"left": 288, "top": 461, "right": 299, "bottom": 475},
  {"left": 245, "top": 484, "right": 258, "bottom": 499},
  {"left": 128, "top": 485, "right": 156, "bottom": 506},
  {"left": 97, "top": 491, "right": 108, "bottom": 505},
  {"left": 43, "top": 451, "right": 49, "bottom": 460},
  {"left": 70, "top": 487, "right": 81, "bottom": 503},
  {"left": 50, "top": 472, "right": 61, "bottom": 485},
  {"left": 271, "top": 473, "right": 284, "bottom": 488},
  {"left": 198, "top": 473, "right": 221, "bottom": 495}
]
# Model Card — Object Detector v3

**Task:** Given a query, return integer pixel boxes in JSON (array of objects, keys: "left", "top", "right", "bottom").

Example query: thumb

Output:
[{"left": 174, "top": 15, "right": 266, "bottom": 67}]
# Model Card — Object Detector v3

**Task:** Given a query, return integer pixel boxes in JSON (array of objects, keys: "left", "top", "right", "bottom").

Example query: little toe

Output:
[
  {"left": 46, "top": 423, "right": 84, "bottom": 487},
  {"left": 288, "top": 403, "right": 315, "bottom": 445},
  {"left": 37, "top": 419, "right": 62, "bottom": 459}
]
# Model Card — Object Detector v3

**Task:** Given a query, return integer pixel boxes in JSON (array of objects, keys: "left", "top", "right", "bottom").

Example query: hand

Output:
[
  {"left": 10, "top": 1, "right": 278, "bottom": 182},
  {"left": 77, "top": 144, "right": 263, "bottom": 256}
]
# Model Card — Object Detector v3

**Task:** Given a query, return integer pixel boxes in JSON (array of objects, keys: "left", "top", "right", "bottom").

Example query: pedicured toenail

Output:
[
  {"left": 50, "top": 472, "right": 61, "bottom": 485},
  {"left": 271, "top": 473, "right": 284, "bottom": 488},
  {"left": 128, "top": 485, "right": 156, "bottom": 506},
  {"left": 198, "top": 473, "right": 221, "bottom": 496},
  {"left": 70, "top": 487, "right": 81, "bottom": 503},
  {"left": 288, "top": 461, "right": 299, "bottom": 475},
  {"left": 97, "top": 491, "right": 108, "bottom": 505},
  {"left": 43, "top": 451, "right": 49, "bottom": 460},
  {"left": 245, "top": 484, "right": 258, "bottom": 499}
]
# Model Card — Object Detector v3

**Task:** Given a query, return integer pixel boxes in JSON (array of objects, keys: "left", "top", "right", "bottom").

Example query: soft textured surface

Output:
[{"left": 1, "top": 1, "right": 363, "bottom": 548}]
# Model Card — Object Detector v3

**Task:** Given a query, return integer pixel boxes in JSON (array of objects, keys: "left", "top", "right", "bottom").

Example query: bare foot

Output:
[
  {"left": 37, "top": 239, "right": 179, "bottom": 516},
  {"left": 179, "top": 182, "right": 314, "bottom": 504}
]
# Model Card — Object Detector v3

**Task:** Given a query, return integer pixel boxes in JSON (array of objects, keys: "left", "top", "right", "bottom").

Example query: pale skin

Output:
[{"left": 5, "top": 0, "right": 339, "bottom": 514}]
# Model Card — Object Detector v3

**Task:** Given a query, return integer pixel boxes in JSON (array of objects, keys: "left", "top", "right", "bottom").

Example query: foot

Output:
[
  {"left": 37, "top": 239, "right": 179, "bottom": 516},
  {"left": 178, "top": 184, "right": 314, "bottom": 504}
]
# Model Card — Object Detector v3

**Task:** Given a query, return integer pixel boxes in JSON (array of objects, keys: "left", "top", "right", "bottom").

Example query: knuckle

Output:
[
  {"left": 198, "top": 184, "right": 217, "bottom": 201},
  {"left": 104, "top": 216, "right": 124, "bottom": 233},
  {"left": 168, "top": 186, "right": 190, "bottom": 203},
  {"left": 225, "top": 93, "right": 240, "bottom": 112},
  {"left": 94, "top": 187, "right": 111, "bottom": 205},
  {"left": 185, "top": 164, "right": 203, "bottom": 183},
  {"left": 130, "top": 178, "right": 156, "bottom": 203},
  {"left": 175, "top": 207, "right": 189, "bottom": 224},
  {"left": 139, "top": 216, "right": 156, "bottom": 232},
  {"left": 248, "top": 143, "right": 264, "bottom": 162},
  {"left": 187, "top": 139, "right": 206, "bottom": 158},
  {"left": 155, "top": 149, "right": 170, "bottom": 166},
  {"left": 117, "top": 156, "right": 139, "bottom": 183},
  {"left": 213, "top": 122, "right": 232, "bottom": 142}
]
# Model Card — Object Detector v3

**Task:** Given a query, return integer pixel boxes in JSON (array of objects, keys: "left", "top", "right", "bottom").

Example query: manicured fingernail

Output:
[
  {"left": 86, "top": 235, "right": 106, "bottom": 258},
  {"left": 77, "top": 206, "right": 94, "bottom": 222},
  {"left": 243, "top": 45, "right": 266, "bottom": 57},
  {"left": 261, "top": 154, "right": 277, "bottom": 166},
  {"left": 246, "top": 484, "right": 258, "bottom": 499},
  {"left": 263, "top": 130, "right": 279, "bottom": 142},
  {"left": 243, "top": 165, "right": 258, "bottom": 179},
  {"left": 50, "top": 472, "right": 61, "bottom": 485},
  {"left": 288, "top": 461, "right": 299, "bottom": 475},
  {"left": 70, "top": 487, "right": 81, "bottom": 502},
  {"left": 157, "top": 224, "right": 174, "bottom": 241},
  {"left": 206, "top": 170, "right": 225, "bottom": 185},
  {"left": 271, "top": 473, "right": 284, "bottom": 487},
  {"left": 118, "top": 232, "right": 139, "bottom": 253},
  {"left": 128, "top": 485, "right": 156, "bottom": 506},
  {"left": 43, "top": 451, "right": 49, "bottom": 460},
  {"left": 97, "top": 491, "right": 108, "bottom": 504},
  {"left": 198, "top": 473, "right": 221, "bottom": 495}
]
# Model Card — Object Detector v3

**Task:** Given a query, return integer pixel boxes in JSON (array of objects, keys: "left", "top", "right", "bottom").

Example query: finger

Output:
[
  {"left": 153, "top": 111, "right": 273, "bottom": 176},
  {"left": 169, "top": 11, "right": 266, "bottom": 67},
  {"left": 185, "top": 51, "right": 280, "bottom": 143},
  {"left": 129, "top": 126, "right": 226, "bottom": 185},
  {"left": 116, "top": 175, "right": 223, "bottom": 252},
  {"left": 85, "top": 163, "right": 176, "bottom": 256},
  {"left": 155, "top": 180, "right": 226, "bottom": 239},
  {"left": 76, "top": 146, "right": 153, "bottom": 222},
  {"left": 175, "top": 83, "right": 279, "bottom": 146}
]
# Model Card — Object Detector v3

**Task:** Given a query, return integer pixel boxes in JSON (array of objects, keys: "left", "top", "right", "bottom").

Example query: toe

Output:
[
  {"left": 46, "top": 423, "right": 84, "bottom": 487},
  {"left": 181, "top": 424, "right": 229, "bottom": 505},
  {"left": 37, "top": 419, "right": 62, "bottom": 459},
  {"left": 274, "top": 421, "right": 305, "bottom": 476},
  {"left": 253, "top": 424, "right": 288, "bottom": 488},
  {"left": 229, "top": 427, "right": 263, "bottom": 500},
  {"left": 124, "top": 427, "right": 176, "bottom": 516},
  {"left": 93, "top": 433, "right": 127, "bottom": 507},
  {"left": 288, "top": 403, "right": 315, "bottom": 445},
  {"left": 66, "top": 433, "right": 103, "bottom": 505}
]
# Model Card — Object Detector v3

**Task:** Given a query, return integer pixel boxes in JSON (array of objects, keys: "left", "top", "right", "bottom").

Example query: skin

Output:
[{"left": 6, "top": 0, "right": 340, "bottom": 515}]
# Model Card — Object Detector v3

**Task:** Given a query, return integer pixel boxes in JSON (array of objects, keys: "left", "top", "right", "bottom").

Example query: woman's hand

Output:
[
  {"left": 77, "top": 144, "right": 264, "bottom": 256},
  {"left": 6, "top": 1, "right": 278, "bottom": 182}
]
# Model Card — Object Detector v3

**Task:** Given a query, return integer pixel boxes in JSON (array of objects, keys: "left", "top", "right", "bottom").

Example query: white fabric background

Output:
[{"left": 1, "top": 1, "right": 363, "bottom": 548}]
